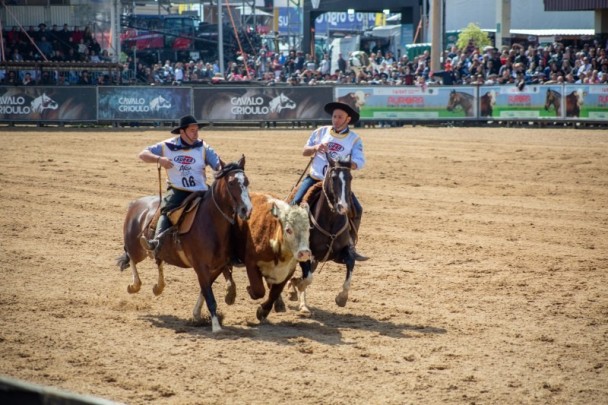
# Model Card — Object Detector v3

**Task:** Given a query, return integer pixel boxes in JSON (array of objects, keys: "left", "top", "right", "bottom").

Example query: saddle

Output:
[
  {"left": 167, "top": 191, "right": 205, "bottom": 235},
  {"left": 146, "top": 191, "right": 205, "bottom": 238}
]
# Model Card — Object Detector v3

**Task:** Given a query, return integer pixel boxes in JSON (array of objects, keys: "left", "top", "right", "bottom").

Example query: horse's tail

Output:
[{"left": 116, "top": 248, "right": 131, "bottom": 271}]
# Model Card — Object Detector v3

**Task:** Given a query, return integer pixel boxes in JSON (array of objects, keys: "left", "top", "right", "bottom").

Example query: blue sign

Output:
[{"left": 278, "top": 9, "right": 376, "bottom": 35}]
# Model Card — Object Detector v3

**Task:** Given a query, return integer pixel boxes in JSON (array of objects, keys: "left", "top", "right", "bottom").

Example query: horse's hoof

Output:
[
  {"left": 274, "top": 298, "right": 286, "bottom": 313},
  {"left": 335, "top": 293, "right": 348, "bottom": 307},
  {"left": 298, "top": 306, "right": 312, "bottom": 317},
  {"left": 225, "top": 285, "right": 236, "bottom": 305},
  {"left": 288, "top": 290, "right": 298, "bottom": 301},
  {"left": 152, "top": 284, "right": 164, "bottom": 296},
  {"left": 256, "top": 306, "right": 270, "bottom": 321},
  {"left": 127, "top": 284, "right": 141, "bottom": 294}
]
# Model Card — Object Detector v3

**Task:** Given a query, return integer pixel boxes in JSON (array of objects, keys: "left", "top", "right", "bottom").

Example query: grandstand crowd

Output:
[{"left": 2, "top": 23, "right": 608, "bottom": 87}]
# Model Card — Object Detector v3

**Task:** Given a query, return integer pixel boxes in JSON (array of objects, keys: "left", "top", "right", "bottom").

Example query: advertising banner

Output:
[
  {"left": 193, "top": 86, "right": 333, "bottom": 122},
  {"left": 335, "top": 86, "right": 478, "bottom": 120},
  {"left": 98, "top": 87, "right": 191, "bottom": 121},
  {"left": 0, "top": 86, "right": 96, "bottom": 122},
  {"left": 564, "top": 85, "right": 608, "bottom": 121},
  {"left": 478, "top": 85, "right": 564, "bottom": 120}
]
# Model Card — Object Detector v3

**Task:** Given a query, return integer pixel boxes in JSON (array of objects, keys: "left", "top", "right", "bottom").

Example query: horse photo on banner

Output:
[
  {"left": 334, "top": 86, "right": 478, "bottom": 121},
  {"left": 478, "top": 85, "right": 565, "bottom": 120},
  {"left": 563, "top": 85, "right": 608, "bottom": 121}
]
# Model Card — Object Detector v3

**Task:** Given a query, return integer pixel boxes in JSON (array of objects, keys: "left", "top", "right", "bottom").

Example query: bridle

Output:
[
  {"left": 211, "top": 168, "right": 245, "bottom": 225},
  {"left": 310, "top": 163, "right": 351, "bottom": 265}
]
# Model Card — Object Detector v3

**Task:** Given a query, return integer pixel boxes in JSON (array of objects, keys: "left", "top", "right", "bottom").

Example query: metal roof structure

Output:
[{"left": 544, "top": 0, "right": 608, "bottom": 11}]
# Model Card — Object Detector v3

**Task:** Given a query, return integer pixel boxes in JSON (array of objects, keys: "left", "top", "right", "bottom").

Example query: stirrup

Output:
[{"left": 140, "top": 235, "right": 158, "bottom": 252}]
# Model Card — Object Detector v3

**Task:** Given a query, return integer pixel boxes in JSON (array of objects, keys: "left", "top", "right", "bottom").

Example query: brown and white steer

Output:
[{"left": 232, "top": 193, "right": 311, "bottom": 321}]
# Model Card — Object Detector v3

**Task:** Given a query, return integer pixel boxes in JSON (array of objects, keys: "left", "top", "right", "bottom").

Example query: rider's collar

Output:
[
  {"left": 330, "top": 126, "right": 349, "bottom": 137},
  {"left": 166, "top": 138, "right": 203, "bottom": 151}
]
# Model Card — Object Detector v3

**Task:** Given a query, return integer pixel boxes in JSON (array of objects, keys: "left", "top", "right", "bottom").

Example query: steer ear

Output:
[{"left": 270, "top": 202, "right": 280, "bottom": 218}]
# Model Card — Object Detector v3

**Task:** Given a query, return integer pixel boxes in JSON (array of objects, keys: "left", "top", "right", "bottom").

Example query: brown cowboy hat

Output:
[
  {"left": 324, "top": 101, "right": 360, "bottom": 124},
  {"left": 171, "top": 115, "right": 204, "bottom": 134}
]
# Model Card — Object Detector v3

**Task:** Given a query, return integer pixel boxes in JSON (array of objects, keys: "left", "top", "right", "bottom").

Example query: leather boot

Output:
[{"left": 141, "top": 215, "right": 171, "bottom": 257}]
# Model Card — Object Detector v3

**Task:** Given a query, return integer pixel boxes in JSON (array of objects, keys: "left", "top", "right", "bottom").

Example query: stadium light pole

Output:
[{"left": 218, "top": 0, "right": 224, "bottom": 74}]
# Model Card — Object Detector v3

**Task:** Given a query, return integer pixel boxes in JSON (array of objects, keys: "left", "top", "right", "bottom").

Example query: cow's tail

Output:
[{"left": 116, "top": 248, "right": 131, "bottom": 271}]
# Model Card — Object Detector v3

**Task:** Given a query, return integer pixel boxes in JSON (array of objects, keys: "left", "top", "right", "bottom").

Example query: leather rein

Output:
[
  {"left": 210, "top": 169, "right": 244, "bottom": 225},
  {"left": 310, "top": 166, "right": 350, "bottom": 265}
]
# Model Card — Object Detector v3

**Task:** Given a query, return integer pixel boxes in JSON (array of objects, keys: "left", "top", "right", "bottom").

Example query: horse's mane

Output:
[
  {"left": 302, "top": 182, "right": 323, "bottom": 205},
  {"left": 215, "top": 162, "right": 242, "bottom": 179}
]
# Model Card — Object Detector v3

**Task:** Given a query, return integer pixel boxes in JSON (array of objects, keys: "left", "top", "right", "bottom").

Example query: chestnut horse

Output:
[
  {"left": 566, "top": 90, "right": 583, "bottom": 117},
  {"left": 281, "top": 154, "right": 361, "bottom": 315},
  {"left": 117, "top": 156, "right": 252, "bottom": 333}
]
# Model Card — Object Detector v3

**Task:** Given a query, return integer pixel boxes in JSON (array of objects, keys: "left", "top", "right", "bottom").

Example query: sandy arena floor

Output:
[{"left": 0, "top": 125, "right": 607, "bottom": 404}]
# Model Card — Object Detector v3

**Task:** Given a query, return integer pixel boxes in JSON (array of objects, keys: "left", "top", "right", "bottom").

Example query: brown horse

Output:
[
  {"left": 480, "top": 90, "right": 497, "bottom": 117},
  {"left": 544, "top": 89, "right": 562, "bottom": 116},
  {"left": 117, "top": 156, "right": 252, "bottom": 333},
  {"left": 447, "top": 90, "right": 475, "bottom": 117},
  {"left": 280, "top": 154, "right": 360, "bottom": 315},
  {"left": 566, "top": 89, "right": 583, "bottom": 117}
]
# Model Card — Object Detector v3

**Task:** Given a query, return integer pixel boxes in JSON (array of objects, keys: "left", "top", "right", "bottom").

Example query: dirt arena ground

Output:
[{"left": 0, "top": 125, "right": 607, "bottom": 404}]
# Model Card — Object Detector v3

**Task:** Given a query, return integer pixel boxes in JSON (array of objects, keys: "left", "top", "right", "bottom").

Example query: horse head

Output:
[
  {"left": 31, "top": 93, "right": 59, "bottom": 113},
  {"left": 323, "top": 153, "right": 353, "bottom": 216},
  {"left": 446, "top": 89, "right": 458, "bottom": 111},
  {"left": 269, "top": 93, "right": 296, "bottom": 113},
  {"left": 214, "top": 154, "right": 252, "bottom": 221}
]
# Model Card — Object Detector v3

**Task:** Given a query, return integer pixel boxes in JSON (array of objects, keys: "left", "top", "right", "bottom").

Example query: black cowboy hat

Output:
[
  {"left": 324, "top": 101, "right": 360, "bottom": 124},
  {"left": 171, "top": 115, "right": 204, "bottom": 134}
]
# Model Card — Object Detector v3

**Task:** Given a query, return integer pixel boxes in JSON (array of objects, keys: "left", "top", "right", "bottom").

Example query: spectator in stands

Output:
[
  {"left": 39, "top": 70, "right": 56, "bottom": 85},
  {"left": 78, "top": 70, "right": 93, "bottom": 85},
  {"left": 4, "top": 71, "right": 19, "bottom": 85},
  {"left": 22, "top": 72, "right": 35, "bottom": 86},
  {"left": 36, "top": 35, "right": 53, "bottom": 59}
]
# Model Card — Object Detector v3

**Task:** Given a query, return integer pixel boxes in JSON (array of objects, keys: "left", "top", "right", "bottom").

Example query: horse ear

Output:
[
  {"left": 325, "top": 152, "right": 335, "bottom": 166},
  {"left": 237, "top": 154, "right": 246, "bottom": 169}
]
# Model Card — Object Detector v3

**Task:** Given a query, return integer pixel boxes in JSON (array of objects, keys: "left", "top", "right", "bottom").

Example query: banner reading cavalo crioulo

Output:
[
  {"left": 97, "top": 86, "right": 192, "bottom": 121},
  {"left": 0, "top": 86, "right": 96, "bottom": 122},
  {"left": 334, "top": 86, "right": 478, "bottom": 121},
  {"left": 193, "top": 86, "right": 334, "bottom": 123}
]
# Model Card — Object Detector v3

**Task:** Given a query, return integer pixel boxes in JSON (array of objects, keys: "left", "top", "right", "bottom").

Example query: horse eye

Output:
[{"left": 286, "top": 227, "right": 293, "bottom": 235}]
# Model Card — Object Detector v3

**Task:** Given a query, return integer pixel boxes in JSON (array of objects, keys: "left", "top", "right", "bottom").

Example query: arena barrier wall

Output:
[
  {"left": 98, "top": 87, "right": 192, "bottom": 122},
  {"left": 193, "top": 86, "right": 334, "bottom": 123},
  {"left": 0, "top": 85, "right": 606, "bottom": 125},
  {"left": 0, "top": 86, "right": 96, "bottom": 122}
]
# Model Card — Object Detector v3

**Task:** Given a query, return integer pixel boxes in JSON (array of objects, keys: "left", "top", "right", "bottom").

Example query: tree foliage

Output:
[{"left": 456, "top": 23, "right": 492, "bottom": 51}]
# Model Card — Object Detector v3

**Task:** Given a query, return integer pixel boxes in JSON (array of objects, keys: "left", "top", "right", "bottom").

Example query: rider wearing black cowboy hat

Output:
[
  {"left": 291, "top": 100, "right": 369, "bottom": 261},
  {"left": 139, "top": 115, "right": 223, "bottom": 256}
]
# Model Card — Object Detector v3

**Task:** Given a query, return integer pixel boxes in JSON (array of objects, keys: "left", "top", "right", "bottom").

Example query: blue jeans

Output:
[
  {"left": 291, "top": 175, "right": 362, "bottom": 217},
  {"left": 291, "top": 175, "right": 318, "bottom": 205}
]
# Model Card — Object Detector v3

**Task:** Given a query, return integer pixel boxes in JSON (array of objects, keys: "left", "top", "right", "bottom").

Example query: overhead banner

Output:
[
  {"left": 193, "top": 87, "right": 333, "bottom": 122},
  {"left": 478, "top": 85, "right": 565, "bottom": 120},
  {"left": 334, "top": 86, "right": 478, "bottom": 120},
  {"left": 98, "top": 87, "right": 191, "bottom": 121},
  {"left": 0, "top": 86, "right": 96, "bottom": 122},
  {"left": 563, "top": 85, "right": 608, "bottom": 121}
]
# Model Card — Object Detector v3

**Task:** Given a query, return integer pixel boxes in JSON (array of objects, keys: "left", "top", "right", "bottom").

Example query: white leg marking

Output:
[
  {"left": 153, "top": 262, "right": 165, "bottom": 296},
  {"left": 127, "top": 260, "right": 142, "bottom": 294},
  {"left": 211, "top": 316, "right": 222, "bottom": 333},
  {"left": 193, "top": 292, "right": 204, "bottom": 322}
]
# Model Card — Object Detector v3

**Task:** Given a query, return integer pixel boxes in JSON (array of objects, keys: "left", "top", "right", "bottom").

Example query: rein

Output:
[
  {"left": 311, "top": 165, "right": 350, "bottom": 268},
  {"left": 210, "top": 169, "right": 244, "bottom": 225}
]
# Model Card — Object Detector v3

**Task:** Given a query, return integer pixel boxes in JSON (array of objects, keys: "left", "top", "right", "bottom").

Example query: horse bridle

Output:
[
  {"left": 310, "top": 164, "right": 350, "bottom": 264},
  {"left": 211, "top": 168, "right": 245, "bottom": 225}
]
